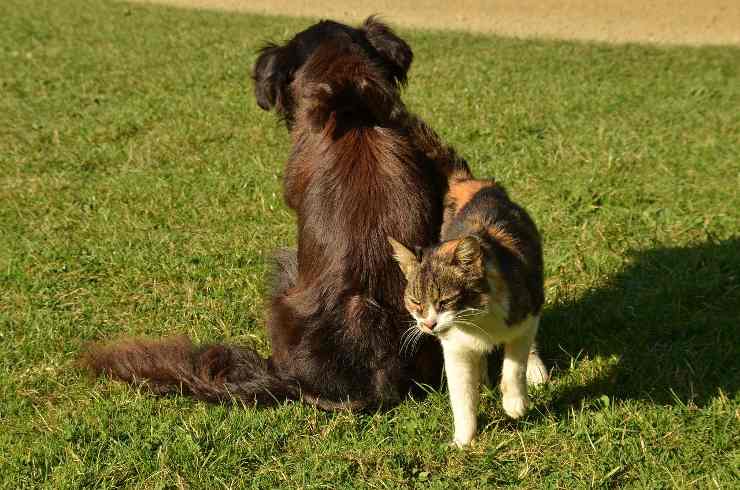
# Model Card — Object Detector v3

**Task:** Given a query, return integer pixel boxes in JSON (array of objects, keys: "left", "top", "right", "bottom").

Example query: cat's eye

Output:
[
  {"left": 439, "top": 295, "right": 460, "bottom": 307},
  {"left": 408, "top": 298, "right": 421, "bottom": 306}
]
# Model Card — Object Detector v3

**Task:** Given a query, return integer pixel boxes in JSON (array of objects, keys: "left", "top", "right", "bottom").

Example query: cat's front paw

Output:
[
  {"left": 451, "top": 435, "right": 474, "bottom": 448},
  {"left": 450, "top": 426, "right": 476, "bottom": 448},
  {"left": 502, "top": 394, "right": 529, "bottom": 419}
]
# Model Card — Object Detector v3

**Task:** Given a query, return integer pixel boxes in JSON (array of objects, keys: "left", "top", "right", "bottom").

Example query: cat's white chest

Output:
[
  {"left": 438, "top": 291, "right": 525, "bottom": 354},
  {"left": 440, "top": 313, "right": 514, "bottom": 353}
]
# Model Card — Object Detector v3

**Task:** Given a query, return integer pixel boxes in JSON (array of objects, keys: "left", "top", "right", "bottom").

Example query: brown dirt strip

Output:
[{"left": 127, "top": 0, "right": 740, "bottom": 46}]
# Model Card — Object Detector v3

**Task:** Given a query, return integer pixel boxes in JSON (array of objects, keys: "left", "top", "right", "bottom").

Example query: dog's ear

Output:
[
  {"left": 361, "top": 16, "right": 413, "bottom": 85},
  {"left": 252, "top": 43, "right": 293, "bottom": 114}
]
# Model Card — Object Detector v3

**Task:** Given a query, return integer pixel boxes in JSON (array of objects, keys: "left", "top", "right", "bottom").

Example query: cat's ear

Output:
[
  {"left": 388, "top": 237, "right": 419, "bottom": 277},
  {"left": 452, "top": 236, "right": 483, "bottom": 269}
]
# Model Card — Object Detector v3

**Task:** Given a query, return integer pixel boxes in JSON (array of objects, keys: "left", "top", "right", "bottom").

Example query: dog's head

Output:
[{"left": 252, "top": 16, "right": 413, "bottom": 128}]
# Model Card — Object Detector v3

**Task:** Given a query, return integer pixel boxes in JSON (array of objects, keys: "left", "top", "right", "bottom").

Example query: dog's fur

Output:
[{"left": 84, "top": 17, "right": 472, "bottom": 410}]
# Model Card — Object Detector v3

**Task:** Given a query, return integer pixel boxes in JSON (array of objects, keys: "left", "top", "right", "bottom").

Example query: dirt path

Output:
[{"left": 128, "top": 0, "right": 740, "bottom": 46}]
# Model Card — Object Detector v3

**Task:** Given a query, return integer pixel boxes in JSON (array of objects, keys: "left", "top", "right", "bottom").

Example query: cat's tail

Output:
[{"left": 82, "top": 335, "right": 300, "bottom": 406}]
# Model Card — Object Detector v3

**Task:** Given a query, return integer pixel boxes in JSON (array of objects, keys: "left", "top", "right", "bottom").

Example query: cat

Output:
[{"left": 389, "top": 177, "right": 548, "bottom": 446}]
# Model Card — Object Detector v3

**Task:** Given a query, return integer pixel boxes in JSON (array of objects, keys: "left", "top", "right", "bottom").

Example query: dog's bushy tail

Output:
[
  {"left": 83, "top": 250, "right": 302, "bottom": 406},
  {"left": 83, "top": 335, "right": 299, "bottom": 405},
  {"left": 83, "top": 249, "right": 370, "bottom": 411}
]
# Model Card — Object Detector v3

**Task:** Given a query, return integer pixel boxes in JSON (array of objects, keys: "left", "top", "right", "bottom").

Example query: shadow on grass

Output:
[{"left": 540, "top": 237, "right": 740, "bottom": 411}]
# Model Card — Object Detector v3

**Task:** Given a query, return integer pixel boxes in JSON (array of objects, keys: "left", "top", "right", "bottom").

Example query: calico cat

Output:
[{"left": 388, "top": 177, "right": 548, "bottom": 446}]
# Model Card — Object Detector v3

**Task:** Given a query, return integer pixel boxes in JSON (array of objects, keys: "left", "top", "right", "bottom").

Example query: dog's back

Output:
[{"left": 271, "top": 79, "right": 448, "bottom": 403}]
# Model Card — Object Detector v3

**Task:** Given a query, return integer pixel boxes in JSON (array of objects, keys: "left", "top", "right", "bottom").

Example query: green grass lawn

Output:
[{"left": 2, "top": 0, "right": 739, "bottom": 487}]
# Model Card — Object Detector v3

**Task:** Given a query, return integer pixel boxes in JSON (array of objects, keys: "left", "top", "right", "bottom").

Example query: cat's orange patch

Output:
[
  {"left": 447, "top": 179, "right": 493, "bottom": 211},
  {"left": 488, "top": 224, "right": 524, "bottom": 259},
  {"left": 437, "top": 239, "right": 461, "bottom": 257}
]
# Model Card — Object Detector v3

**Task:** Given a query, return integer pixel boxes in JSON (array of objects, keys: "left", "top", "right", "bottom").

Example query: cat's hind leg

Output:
[
  {"left": 480, "top": 353, "right": 492, "bottom": 388},
  {"left": 501, "top": 316, "right": 537, "bottom": 419},
  {"left": 527, "top": 339, "right": 549, "bottom": 386}
]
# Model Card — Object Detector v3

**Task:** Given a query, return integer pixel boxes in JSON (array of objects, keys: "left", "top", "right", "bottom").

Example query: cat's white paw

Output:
[
  {"left": 451, "top": 435, "right": 474, "bottom": 448},
  {"left": 450, "top": 426, "right": 476, "bottom": 448},
  {"left": 502, "top": 394, "right": 529, "bottom": 419},
  {"left": 526, "top": 353, "right": 549, "bottom": 386}
]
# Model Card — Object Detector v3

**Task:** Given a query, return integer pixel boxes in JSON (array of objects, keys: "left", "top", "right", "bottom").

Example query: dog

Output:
[{"left": 85, "top": 17, "right": 472, "bottom": 410}]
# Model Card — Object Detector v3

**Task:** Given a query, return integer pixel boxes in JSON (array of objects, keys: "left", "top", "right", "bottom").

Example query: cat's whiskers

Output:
[
  {"left": 455, "top": 311, "right": 482, "bottom": 318},
  {"left": 408, "top": 328, "right": 424, "bottom": 357},
  {"left": 452, "top": 318, "right": 492, "bottom": 339},
  {"left": 455, "top": 313, "right": 481, "bottom": 321},
  {"left": 456, "top": 307, "right": 484, "bottom": 318},
  {"left": 401, "top": 327, "right": 425, "bottom": 358},
  {"left": 455, "top": 314, "right": 483, "bottom": 324},
  {"left": 400, "top": 325, "right": 426, "bottom": 358},
  {"left": 399, "top": 327, "right": 412, "bottom": 354},
  {"left": 460, "top": 308, "right": 485, "bottom": 315},
  {"left": 399, "top": 327, "right": 417, "bottom": 357},
  {"left": 452, "top": 318, "right": 483, "bottom": 327}
]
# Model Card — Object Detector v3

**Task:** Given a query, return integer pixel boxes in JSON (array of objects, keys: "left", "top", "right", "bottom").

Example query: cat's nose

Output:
[{"left": 423, "top": 319, "right": 437, "bottom": 329}]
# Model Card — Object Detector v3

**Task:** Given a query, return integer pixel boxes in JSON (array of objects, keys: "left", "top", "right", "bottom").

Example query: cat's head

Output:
[{"left": 388, "top": 236, "right": 490, "bottom": 336}]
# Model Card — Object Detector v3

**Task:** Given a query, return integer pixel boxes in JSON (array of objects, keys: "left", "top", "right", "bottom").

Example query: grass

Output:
[{"left": 1, "top": 0, "right": 738, "bottom": 487}]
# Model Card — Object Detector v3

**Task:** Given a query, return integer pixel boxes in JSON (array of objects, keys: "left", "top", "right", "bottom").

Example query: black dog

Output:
[{"left": 86, "top": 17, "right": 472, "bottom": 410}]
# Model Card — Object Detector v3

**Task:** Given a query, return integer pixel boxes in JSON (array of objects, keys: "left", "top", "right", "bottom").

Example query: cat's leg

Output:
[
  {"left": 480, "top": 353, "right": 492, "bottom": 388},
  {"left": 442, "top": 343, "right": 482, "bottom": 447},
  {"left": 526, "top": 327, "right": 549, "bottom": 386},
  {"left": 524, "top": 316, "right": 547, "bottom": 385},
  {"left": 501, "top": 316, "right": 537, "bottom": 419}
]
